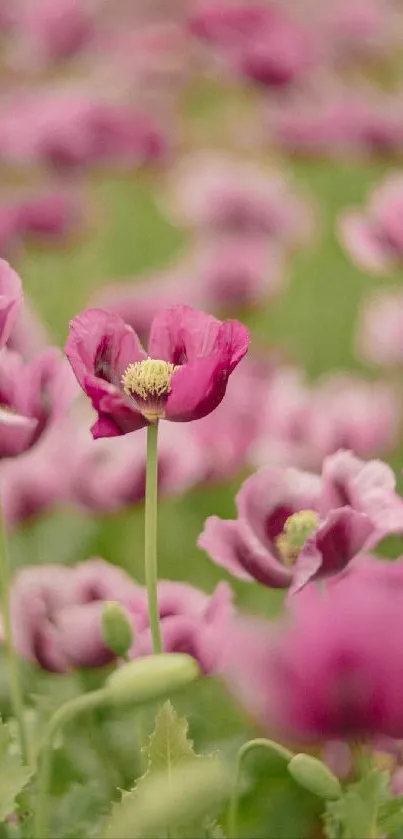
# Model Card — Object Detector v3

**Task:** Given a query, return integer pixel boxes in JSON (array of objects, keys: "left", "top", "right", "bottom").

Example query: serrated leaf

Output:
[
  {"left": 0, "top": 719, "right": 32, "bottom": 822},
  {"left": 103, "top": 702, "right": 226, "bottom": 839},
  {"left": 323, "top": 769, "right": 390, "bottom": 839},
  {"left": 103, "top": 758, "right": 230, "bottom": 838},
  {"left": 140, "top": 700, "right": 199, "bottom": 782}
]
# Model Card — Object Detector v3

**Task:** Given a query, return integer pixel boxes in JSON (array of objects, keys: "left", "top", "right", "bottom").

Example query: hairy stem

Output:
[{"left": 145, "top": 421, "right": 162, "bottom": 654}]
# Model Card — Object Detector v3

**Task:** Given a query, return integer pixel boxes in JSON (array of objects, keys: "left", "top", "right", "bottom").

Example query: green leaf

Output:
[
  {"left": 103, "top": 702, "right": 228, "bottom": 838},
  {"left": 0, "top": 719, "right": 32, "bottom": 822},
  {"left": 323, "top": 769, "right": 390, "bottom": 839},
  {"left": 103, "top": 758, "right": 230, "bottom": 839},
  {"left": 377, "top": 796, "right": 403, "bottom": 837}
]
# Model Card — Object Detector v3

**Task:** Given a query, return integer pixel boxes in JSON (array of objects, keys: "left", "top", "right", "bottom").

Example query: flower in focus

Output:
[
  {"left": 7, "top": 559, "right": 234, "bottom": 674},
  {"left": 199, "top": 450, "right": 403, "bottom": 592},
  {"left": 65, "top": 304, "right": 250, "bottom": 438},
  {"left": 0, "top": 346, "right": 75, "bottom": 458},
  {"left": 338, "top": 173, "right": 403, "bottom": 274},
  {"left": 0, "top": 259, "right": 22, "bottom": 352},
  {"left": 356, "top": 287, "right": 403, "bottom": 366},
  {"left": 222, "top": 556, "right": 403, "bottom": 741}
]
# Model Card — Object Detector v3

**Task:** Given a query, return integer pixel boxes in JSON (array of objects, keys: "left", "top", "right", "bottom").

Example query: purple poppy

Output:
[
  {"left": 222, "top": 556, "right": 403, "bottom": 741},
  {"left": 6, "top": 559, "right": 234, "bottom": 674},
  {"left": 198, "top": 450, "right": 403, "bottom": 593},
  {"left": 0, "top": 347, "right": 76, "bottom": 458},
  {"left": 65, "top": 305, "right": 249, "bottom": 439}
]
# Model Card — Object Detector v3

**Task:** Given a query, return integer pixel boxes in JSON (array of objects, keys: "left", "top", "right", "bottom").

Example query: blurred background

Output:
[{"left": 1, "top": 0, "right": 403, "bottom": 835}]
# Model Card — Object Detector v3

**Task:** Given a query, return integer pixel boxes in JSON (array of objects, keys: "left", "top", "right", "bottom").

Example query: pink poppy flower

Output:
[
  {"left": 356, "top": 288, "right": 403, "bottom": 367},
  {"left": 0, "top": 347, "right": 76, "bottom": 458},
  {"left": 10, "top": 0, "right": 94, "bottom": 69},
  {"left": 0, "top": 259, "right": 23, "bottom": 352},
  {"left": 7, "top": 559, "right": 234, "bottom": 673},
  {"left": 7, "top": 297, "right": 50, "bottom": 360},
  {"left": 198, "top": 450, "right": 403, "bottom": 593},
  {"left": 222, "top": 556, "right": 403, "bottom": 741},
  {"left": 164, "top": 154, "right": 312, "bottom": 247},
  {"left": 8, "top": 559, "right": 141, "bottom": 672},
  {"left": 65, "top": 305, "right": 250, "bottom": 439},
  {"left": 339, "top": 173, "right": 403, "bottom": 274}
]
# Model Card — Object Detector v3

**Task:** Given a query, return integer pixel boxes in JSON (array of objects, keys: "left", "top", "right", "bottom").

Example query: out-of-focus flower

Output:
[
  {"left": 267, "top": 88, "right": 403, "bottom": 158},
  {"left": 188, "top": 2, "right": 316, "bottom": 88},
  {"left": 0, "top": 348, "right": 76, "bottom": 458},
  {"left": 65, "top": 305, "right": 249, "bottom": 438},
  {"left": 199, "top": 451, "right": 403, "bottom": 592},
  {"left": 308, "top": 374, "right": 401, "bottom": 460},
  {"left": 0, "top": 259, "right": 22, "bottom": 352},
  {"left": 251, "top": 367, "right": 400, "bottom": 470},
  {"left": 7, "top": 0, "right": 94, "bottom": 70},
  {"left": 131, "top": 579, "right": 234, "bottom": 673},
  {"left": 0, "top": 419, "right": 72, "bottom": 528},
  {"left": 191, "top": 237, "right": 286, "bottom": 308},
  {"left": 339, "top": 174, "right": 403, "bottom": 274},
  {"left": 222, "top": 556, "right": 403, "bottom": 741},
  {"left": 0, "top": 89, "right": 168, "bottom": 172},
  {"left": 191, "top": 357, "right": 269, "bottom": 482},
  {"left": 68, "top": 420, "right": 204, "bottom": 513},
  {"left": 321, "top": 0, "right": 402, "bottom": 62},
  {"left": 7, "top": 298, "right": 50, "bottom": 360},
  {"left": 8, "top": 559, "right": 141, "bottom": 672},
  {"left": 7, "top": 559, "right": 234, "bottom": 673},
  {"left": 164, "top": 154, "right": 312, "bottom": 247},
  {"left": 356, "top": 288, "right": 403, "bottom": 366}
]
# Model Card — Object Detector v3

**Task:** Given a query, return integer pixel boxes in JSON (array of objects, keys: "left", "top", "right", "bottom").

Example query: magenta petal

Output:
[
  {"left": 148, "top": 304, "right": 222, "bottom": 363},
  {"left": 198, "top": 515, "right": 292, "bottom": 587},
  {"left": 84, "top": 376, "right": 147, "bottom": 437},
  {"left": 237, "top": 466, "right": 322, "bottom": 553},
  {"left": 0, "top": 410, "right": 37, "bottom": 457},
  {"left": 215, "top": 319, "right": 251, "bottom": 372},
  {"left": 292, "top": 507, "right": 374, "bottom": 593},
  {"left": 165, "top": 354, "right": 230, "bottom": 421},
  {"left": 0, "top": 260, "right": 23, "bottom": 351},
  {"left": 65, "top": 307, "right": 146, "bottom": 388}
]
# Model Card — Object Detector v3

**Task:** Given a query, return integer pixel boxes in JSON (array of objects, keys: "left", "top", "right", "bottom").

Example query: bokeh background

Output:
[{"left": 1, "top": 0, "right": 403, "bottom": 836}]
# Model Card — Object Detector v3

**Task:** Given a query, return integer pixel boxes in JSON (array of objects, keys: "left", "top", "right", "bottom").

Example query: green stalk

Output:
[
  {"left": 145, "top": 421, "right": 162, "bottom": 654},
  {"left": 228, "top": 739, "right": 293, "bottom": 838},
  {"left": 0, "top": 506, "right": 28, "bottom": 764},
  {"left": 34, "top": 689, "right": 107, "bottom": 838}
]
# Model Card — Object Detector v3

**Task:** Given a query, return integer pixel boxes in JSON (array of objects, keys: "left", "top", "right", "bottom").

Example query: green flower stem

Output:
[
  {"left": 34, "top": 689, "right": 107, "bottom": 838},
  {"left": 0, "top": 505, "right": 28, "bottom": 765},
  {"left": 228, "top": 738, "right": 293, "bottom": 838},
  {"left": 145, "top": 421, "right": 162, "bottom": 654}
]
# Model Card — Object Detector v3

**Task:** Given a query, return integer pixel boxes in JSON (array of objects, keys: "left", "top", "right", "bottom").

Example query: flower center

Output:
[
  {"left": 121, "top": 358, "right": 179, "bottom": 422},
  {"left": 276, "top": 509, "right": 320, "bottom": 567}
]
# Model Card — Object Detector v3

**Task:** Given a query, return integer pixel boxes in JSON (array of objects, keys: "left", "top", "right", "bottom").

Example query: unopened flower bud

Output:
[
  {"left": 288, "top": 754, "right": 342, "bottom": 800},
  {"left": 105, "top": 653, "right": 200, "bottom": 707},
  {"left": 101, "top": 601, "right": 134, "bottom": 657}
]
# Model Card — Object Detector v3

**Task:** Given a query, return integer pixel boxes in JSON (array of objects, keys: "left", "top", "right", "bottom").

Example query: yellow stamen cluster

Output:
[
  {"left": 121, "top": 358, "right": 178, "bottom": 421},
  {"left": 276, "top": 509, "right": 320, "bottom": 567}
]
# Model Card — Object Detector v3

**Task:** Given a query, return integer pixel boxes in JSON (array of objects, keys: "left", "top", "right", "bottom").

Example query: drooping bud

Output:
[
  {"left": 101, "top": 601, "right": 134, "bottom": 657},
  {"left": 276, "top": 510, "right": 320, "bottom": 566},
  {"left": 105, "top": 653, "right": 200, "bottom": 707},
  {"left": 288, "top": 754, "right": 342, "bottom": 800}
]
